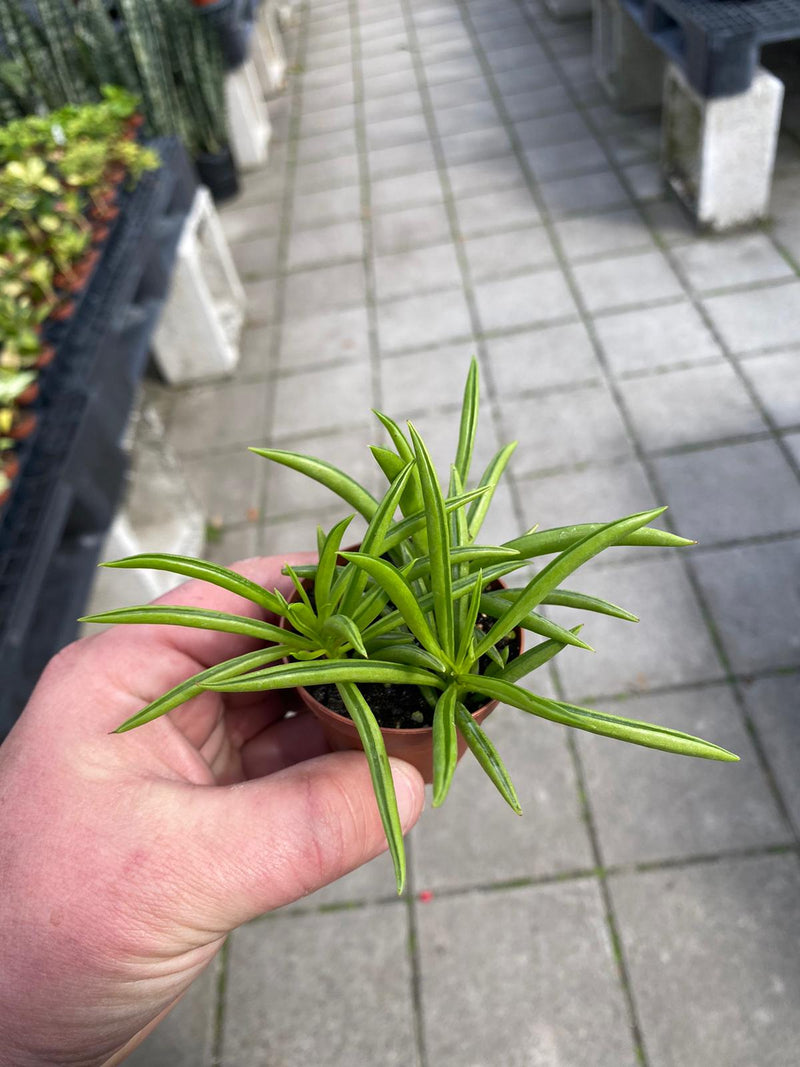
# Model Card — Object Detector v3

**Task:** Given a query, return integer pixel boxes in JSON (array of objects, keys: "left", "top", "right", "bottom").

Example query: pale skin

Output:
[{"left": 0, "top": 555, "right": 425, "bottom": 1067}]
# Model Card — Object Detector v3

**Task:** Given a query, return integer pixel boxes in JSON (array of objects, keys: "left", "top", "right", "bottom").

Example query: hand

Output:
[{"left": 0, "top": 555, "right": 425, "bottom": 1067}]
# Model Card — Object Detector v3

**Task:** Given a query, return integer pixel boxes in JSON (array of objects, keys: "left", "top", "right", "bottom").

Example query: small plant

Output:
[{"left": 84, "top": 361, "right": 738, "bottom": 891}]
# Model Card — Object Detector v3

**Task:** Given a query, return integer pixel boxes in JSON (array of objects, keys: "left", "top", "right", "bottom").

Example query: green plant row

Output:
[
  {"left": 0, "top": 0, "right": 226, "bottom": 157},
  {"left": 83, "top": 361, "right": 739, "bottom": 892}
]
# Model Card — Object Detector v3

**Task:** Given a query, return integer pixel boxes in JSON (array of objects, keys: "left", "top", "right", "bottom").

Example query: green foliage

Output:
[{"left": 86, "top": 362, "right": 739, "bottom": 892}]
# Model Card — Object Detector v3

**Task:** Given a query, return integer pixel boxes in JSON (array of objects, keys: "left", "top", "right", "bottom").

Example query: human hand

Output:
[{"left": 0, "top": 555, "right": 425, "bottom": 1067}]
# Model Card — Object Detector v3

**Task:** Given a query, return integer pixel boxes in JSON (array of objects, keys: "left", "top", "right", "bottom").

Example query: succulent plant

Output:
[{"left": 84, "top": 361, "right": 739, "bottom": 891}]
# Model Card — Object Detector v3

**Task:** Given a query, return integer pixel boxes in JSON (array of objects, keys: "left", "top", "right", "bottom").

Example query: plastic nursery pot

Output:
[
  {"left": 15, "top": 380, "right": 39, "bottom": 407},
  {"left": 280, "top": 570, "right": 523, "bottom": 784},
  {"left": 195, "top": 146, "right": 240, "bottom": 202},
  {"left": 49, "top": 299, "right": 76, "bottom": 323}
]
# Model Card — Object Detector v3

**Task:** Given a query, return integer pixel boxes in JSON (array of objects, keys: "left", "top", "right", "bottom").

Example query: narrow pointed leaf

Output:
[
  {"left": 113, "top": 647, "right": 293, "bottom": 733},
  {"left": 463, "top": 676, "right": 740, "bottom": 762},
  {"left": 79, "top": 605, "right": 313, "bottom": 648},
  {"left": 373, "top": 411, "right": 425, "bottom": 532},
  {"left": 337, "top": 682, "right": 407, "bottom": 892},
  {"left": 408, "top": 423, "right": 454, "bottom": 657},
  {"left": 455, "top": 567, "right": 484, "bottom": 670},
  {"left": 204, "top": 659, "right": 445, "bottom": 693},
  {"left": 504, "top": 522, "right": 694, "bottom": 557},
  {"left": 249, "top": 448, "right": 379, "bottom": 520},
  {"left": 479, "top": 595, "right": 594, "bottom": 650},
  {"left": 542, "top": 589, "right": 638, "bottom": 622},
  {"left": 475, "top": 508, "right": 667, "bottom": 657},
  {"left": 454, "top": 358, "right": 479, "bottom": 486},
  {"left": 100, "top": 554, "right": 286, "bottom": 614},
  {"left": 373, "top": 645, "right": 448, "bottom": 672},
  {"left": 467, "top": 442, "right": 517, "bottom": 542},
  {"left": 498, "top": 626, "right": 583, "bottom": 684},
  {"left": 454, "top": 701, "right": 522, "bottom": 813},
  {"left": 450, "top": 467, "right": 471, "bottom": 645},
  {"left": 380, "top": 486, "right": 491, "bottom": 553},
  {"left": 432, "top": 685, "right": 459, "bottom": 807},
  {"left": 314, "top": 516, "right": 354, "bottom": 619},
  {"left": 340, "top": 553, "right": 447, "bottom": 661},
  {"left": 321, "top": 614, "right": 368, "bottom": 657}
]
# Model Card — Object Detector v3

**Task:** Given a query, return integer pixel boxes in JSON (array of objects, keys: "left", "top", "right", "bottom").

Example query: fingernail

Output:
[{"left": 389, "top": 759, "right": 424, "bottom": 831}]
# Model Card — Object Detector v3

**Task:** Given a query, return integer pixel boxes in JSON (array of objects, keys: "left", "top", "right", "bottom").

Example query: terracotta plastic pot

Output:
[
  {"left": 16, "top": 380, "right": 39, "bottom": 407},
  {"left": 281, "top": 564, "right": 522, "bottom": 783}
]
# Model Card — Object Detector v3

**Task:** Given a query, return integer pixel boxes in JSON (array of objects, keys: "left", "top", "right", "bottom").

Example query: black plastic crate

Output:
[{"left": 621, "top": 0, "right": 800, "bottom": 97}]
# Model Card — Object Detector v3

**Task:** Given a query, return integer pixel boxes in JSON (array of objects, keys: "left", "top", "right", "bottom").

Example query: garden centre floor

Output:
[{"left": 130, "top": 0, "right": 800, "bottom": 1063}]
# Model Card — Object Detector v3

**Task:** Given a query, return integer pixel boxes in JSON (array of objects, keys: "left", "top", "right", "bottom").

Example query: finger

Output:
[
  {"left": 240, "top": 711, "right": 330, "bottom": 778},
  {"left": 181, "top": 752, "right": 425, "bottom": 927}
]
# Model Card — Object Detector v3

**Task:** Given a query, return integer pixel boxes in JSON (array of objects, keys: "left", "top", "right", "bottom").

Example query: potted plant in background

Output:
[{"left": 83, "top": 361, "right": 739, "bottom": 891}]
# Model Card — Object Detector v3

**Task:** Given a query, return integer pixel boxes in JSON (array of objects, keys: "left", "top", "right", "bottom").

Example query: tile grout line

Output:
[{"left": 503, "top": 0, "right": 800, "bottom": 852}]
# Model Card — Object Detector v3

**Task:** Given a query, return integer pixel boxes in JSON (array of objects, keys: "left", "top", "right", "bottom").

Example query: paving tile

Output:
[
  {"left": 446, "top": 156, "right": 527, "bottom": 198},
  {"left": 514, "top": 111, "right": 594, "bottom": 150},
  {"left": 784, "top": 429, "right": 800, "bottom": 465},
  {"left": 516, "top": 458, "right": 658, "bottom": 533},
  {"left": 426, "top": 73, "right": 493, "bottom": 111},
  {"left": 456, "top": 184, "right": 544, "bottom": 240},
  {"left": 300, "top": 83, "right": 356, "bottom": 115},
  {"left": 370, "top": 168, "right": 444, "bottom": 211},
  {"left": 230, "top": 233, "right": 280, "bottom": 280},
  {"left": 364, "top": 112, "right": 430, "bottom": 152},
  {"left": 270, "top": 362, "right": 373, "bottom": 439},
  {"left": 703, "top": 279, "right": 800, "bottom": 353},
  {"left": 379, "top": 343, "right": 479, "bottom": 415},
  {"left": 573, "top": 249, "right": 683, "bottom": 313},
  {"left": 363, "top": 90, "right": 424, "bottom": 124},
  {"left": 473, "top": 268, "right": 578, "bottom": 332},
  {"left": 740, "top": 671, "right": 800, "bottom": 832},
  {"left": 286, "top": 218, "right": 363, "bottom": 271},
  {"left": 412, "top": 705, "right": 593, "bottom": 890},
  {"left": 376, "top": 288, "right": 473, "bottom": 353},
  {"left": 279, "top": 305, "right": 370, "bottom": 371},
  {"left": 302, "top": 61, "right": 354, "bottom": 93},
  {"left": 737, "top": 350, "right": 800, "bottom": 428},
  {"left": 655, "top": 440, "right": 800, "bottom": 544},
  {"left": 373, "top": 242, "right": 462, "bottom": 302},
  {"left": 363, "top": 67, "right": 421, "bottom": 99},
  {"left": 577, "top": 683, "right": 789, "bottom": 865},
  {"left": 610, "top": 855, "right": 800, "bottom": 1067},
  {"left": 417, "top": 883, "right": 638, "bottom": 1067},
  {"left": 690, "top": 538, "right": 800, "bottom": 673},
  {"left": 292, "top": 183, "right": 362, "bottom": 228},
  {"left": 672, "top": 232, "right": 795, "bottom": 292},
  {"left": 220, "top": 200, "right": 280, "bottom": 242},
  {"left": 433, "top": 99, "right": 502, "bottom": 137},
  {"left": 371, "top": 201, "right": 453, "bottom": 255},
  {"left": 244, "top": 277, "right": 278, "bottom": 325},
  {"left": 502, "top": 83, "right": 574, "bottom": 122},
  {"left": 400, "top": 401, "right": 504, "bottom": 476},
  {"left": 486, "top": 320, "right": 602, "bottom": 393},
  {"left": 294, "top": 126, "right": 359, "bottom": 167},
  {"left": 594, "top": 300, "right": 725, "bottom": 376},
  {"left": 297, "top": 102, "right": 355, "bottom": 139},
  {"left": 641, "top": 198, "right": 698, "bottom": 246},
  {"left": 539, "top": 168, "right": 632, "bottom": 220},
  {"left": 524, "top": 137, "right": 611, "bottom": 181},
  {"left": 258, "top": 510, "right": 368, "bottom": 555},
  {"left": 493, "top": 62, "right": 561, "bottom": 96},
  {"left": 620, "top": 158, "right": 664, "bottom": 201},
  {"left": 166, "top": 380, "right": 270, "bottom": 455},
  {"left": 438, "top": 125, "right": 514, "bottom": 166},
  {"left": 283, "top": 261, "right": 366, "bottom": 319},
  {"left": 501, "top": 381, "right": 633, "bottom": 476},
  {"left": 462, "top": 224, "right": 557, "bottom": 281},
  {"left": 368, "top": 138, "right": 438, "bottom": 179},
  {"left": 223, "top": 908, "right": 418, "bottom": 1066},
  {"left": 125, "top": 956, "right": 218, "bottom": 1067},
  {"left": 554, "top": 555, "right": 723, "bottom": 700},
  {"left": 554, "top": 206, "right": 656, "bottom": 261},
  {"left": 183, "top": 449, "right": 262, "bottom": 525},
  {"left": 294, "top": 153, "right": 361, "bottom": 194},
  {"left": 485, "top": 40, "right": 548, "bottom": 73},
  {"left": 361, "top": 51, "right": 415, "bottom": 84},
  {"left": 423, "top": 54, "right": 484, "bottom": 85},
  {"left": 620, "top": 363, "right": 768, "bottom": 451},
  {"left": 202, "top": 523, "right": 258, "bottom": 567}
]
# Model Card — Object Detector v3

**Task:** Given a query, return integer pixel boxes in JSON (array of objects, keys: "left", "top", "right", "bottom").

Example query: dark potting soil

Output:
[{"left": 306, "top": 620, "right": 520, "bottom": 731}]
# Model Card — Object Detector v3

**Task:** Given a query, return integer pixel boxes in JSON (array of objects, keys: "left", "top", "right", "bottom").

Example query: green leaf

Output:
[
  {"left": 455, "top": 568, "right": 484, "bottom": 670},
  {"left": 449, "top": 467, "right": 471, "bottom": 645},
  {"left": 100, "top": 554, "right": 286, "bottom": 614},
  {"left": 454, "top": 357, "right": 479, "bottom": 486},
  {"left": 204, "top": 659, "right": 446, "bottom": 693},
  {"left": 479, "top": 594, "right": 594, "bottom": 651},
  {"left": 498, "top": 626, "right": 583, "bottom": 684},
  {"left": 314, "top": 516, "right": 354, "bottom": 620},
  {"left": 432, "top": 684, "right": 459, "bottom": 807},
  {"left": 339, "top": 463, "right": 414, "bottom": 617},
  {"left": 408, "top": 423, "right": 454, "bottom": 658},
  {"left": 475, "top": 508, "right": 667, "bottom": 657},
  {"left": 504, "top": 522, "right": 695, "bottom": 557},
  {"left": 406, "top": 544, "right": 520, "bottom": 583},
  {"left": 463, "top": 676, "right": 740, "bottom": 762},
  {"left": 492, "top": 586, "right": 638, "bottom": 623},
  {"left": 467, "top": 442, "right": 517, "bottom": 542},
  {"left": 372, "top": 411, "right": 425, "bottom": 535},
  {"left": 337, "top": 682, "right": 407, "bottom": 893},
  {"left": 113, "top": 646, "right": 293, "bottom": 733},
  {"left": 380, "top": 486, "right": 491, "bottom": 553},
  {"left": 372, "top": 644, "right": 448, "bottom": 672},
  {"left": 320, "top": 614, "right": 368, "bottom": 657},
  {"left": 340, "top": 553, "right": 447, "bottom": 662},
  {"left": 79, "top": 605, "right": 312, "bottom": 648},
  {"left": 250, "top": 448, "right": 379, "bottom": 520},
  {"left": 454, "top": 701, "right": 521, "bottom": 813}
]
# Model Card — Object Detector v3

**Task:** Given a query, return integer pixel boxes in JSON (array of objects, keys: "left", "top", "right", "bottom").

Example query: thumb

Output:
[{"left": 181, "top": 751, "right": 425, "bottom": 928}]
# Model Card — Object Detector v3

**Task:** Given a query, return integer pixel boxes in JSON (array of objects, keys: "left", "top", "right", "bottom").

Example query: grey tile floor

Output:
[{"left": 132, "top": 0, "right": 800, "bottom": 1062}]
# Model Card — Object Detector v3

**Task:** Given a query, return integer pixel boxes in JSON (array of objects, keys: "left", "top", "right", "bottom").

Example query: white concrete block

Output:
[
  {"left": 252, "top": 0, "right": 287, "bottom": 95},
  {"left": 544, "top": 0, "right": 591, "bottom": 17},
  {"left": 225, "top": 57, "right": 272, "bottom": 169},
  {"left": 86, "top": 404, "right": 205, "bottom": 619},
  {"left": 663, "top": 64, "right": 785, "bottom": 231},
  {"left": 153, "top": 187, "right": 246, "bottom": 385},
  {"left": 592, "top": 0, "right": 665, "bottom": 111}
]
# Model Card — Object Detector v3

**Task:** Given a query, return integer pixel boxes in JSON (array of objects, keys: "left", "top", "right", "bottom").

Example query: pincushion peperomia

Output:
[{"left": 82, "top": 360, "right": 738, "bottom": 891}]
